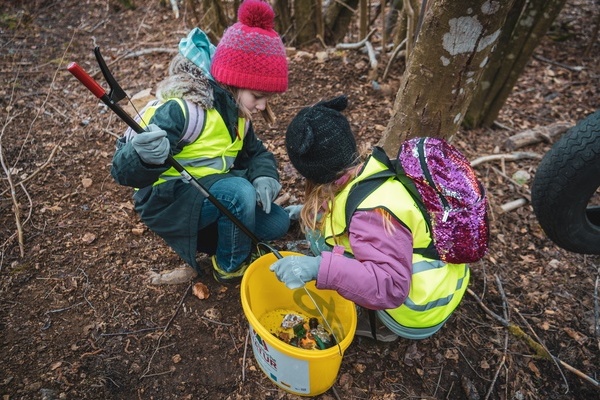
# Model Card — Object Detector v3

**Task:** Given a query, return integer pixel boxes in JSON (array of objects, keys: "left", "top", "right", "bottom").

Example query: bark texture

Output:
[{"left": 381, "top": 0, "right": 517, "bottom": 155}]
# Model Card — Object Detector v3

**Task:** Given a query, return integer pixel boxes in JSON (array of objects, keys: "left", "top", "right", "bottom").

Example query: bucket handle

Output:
[{"left": 301, "top": 284, "right": 343, "bottom": 356}]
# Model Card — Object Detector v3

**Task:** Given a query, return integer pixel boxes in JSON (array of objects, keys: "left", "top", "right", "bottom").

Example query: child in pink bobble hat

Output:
[
  {"left": 211, "top": 0, "right": 288, "bottom": 94},
  {"left": 111, "top": 0, "right": 290, "bottom": 284}
]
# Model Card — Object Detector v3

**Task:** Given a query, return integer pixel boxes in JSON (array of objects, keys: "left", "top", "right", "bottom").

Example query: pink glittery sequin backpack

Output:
[{"left": 346, "top": 138, "right": 489, "bottom": 264}]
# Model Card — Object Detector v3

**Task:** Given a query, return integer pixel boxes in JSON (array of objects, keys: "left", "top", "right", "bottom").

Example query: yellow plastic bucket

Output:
[{"left": 240, "top": 252, "right": 357, "bottom": 396}]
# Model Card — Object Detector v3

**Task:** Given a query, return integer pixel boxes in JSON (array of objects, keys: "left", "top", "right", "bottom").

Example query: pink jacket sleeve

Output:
[{"left": 315, "top": 209, "right": 413, "bottom": 310}]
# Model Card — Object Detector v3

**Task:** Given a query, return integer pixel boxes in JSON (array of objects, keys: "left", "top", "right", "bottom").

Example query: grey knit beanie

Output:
[{"left": 285, "top": 96, "right": 358, "bottom": 184}]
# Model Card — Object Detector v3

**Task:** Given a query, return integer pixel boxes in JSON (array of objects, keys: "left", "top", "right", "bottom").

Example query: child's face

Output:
[{"left": 238, "top": 89, "right": 272, "bottom": 114}]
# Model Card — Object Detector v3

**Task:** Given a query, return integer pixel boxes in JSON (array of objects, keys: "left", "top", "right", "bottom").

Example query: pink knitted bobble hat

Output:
[{"left": 210, "top": 0, "right": 288, "bottom": 93}]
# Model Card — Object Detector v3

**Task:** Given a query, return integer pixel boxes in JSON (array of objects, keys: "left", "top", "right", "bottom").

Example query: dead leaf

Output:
[
  {"left": 353, "top": 363, "right": 366, "bottom": 373},
  {"left": 528, "top": 361, "right": 541, "bottom": 378},
  {"left": 563, "top": 327, "right": 588, "bottom": 345},
  {"left": 519, "top": 254, "right": 537, "bottom": 263},
  {"left": 81, "top": 232, "right": 96, "bottom": 244},
  {"left": 192, "top": 282, "right": 210, "bottom": 300},
  {"left": 81, "top": 178, "right": 92, "bottom": 188},
  {"left": 444, "top": 348, "right": 459, "bottom": 361}
]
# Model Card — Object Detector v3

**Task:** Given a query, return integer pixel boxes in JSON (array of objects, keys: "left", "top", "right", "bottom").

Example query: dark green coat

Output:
[{"left": 111, "top": 82, "right": 279, "bottom": 271}]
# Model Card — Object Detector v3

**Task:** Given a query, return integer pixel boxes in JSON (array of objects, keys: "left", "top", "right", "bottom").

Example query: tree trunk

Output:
[
  {"left": 293, "top": 0, "right": 317, "bottom": 46},
  {"left": 273, "top": 0, "right": 293, "bottom": 44},
  {"left": 464, "top": 0, "right": 567, "bottom": 128},
  {"left": 380, "top": 0, "right": 516, "bottom": 155},
  {"left": 200, "top": 0, "right": 229, "bottom": 43},
  {"left": 324, "top": 0, "right": 359, "bottom": 45}
]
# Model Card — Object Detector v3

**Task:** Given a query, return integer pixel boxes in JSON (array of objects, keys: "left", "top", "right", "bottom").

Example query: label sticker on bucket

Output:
[{"left": 250, "top": 325, "right": 310, "bottom": 394}]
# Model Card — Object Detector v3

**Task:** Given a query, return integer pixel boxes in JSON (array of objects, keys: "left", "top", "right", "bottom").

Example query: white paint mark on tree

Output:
[
  {"left": 477, "top": 29, "right": 501, "bottom": 51},
  {"left": 443, "top": 16, "right": 483, "bottom": 55},
  {"left": 441, "top": 56, "right": 450, "bottom": 66},
  {"left": 454, "top": 113, "right": 462, "bottom": 124},
  {"left": 481, "top": 1, "right": 500, "bottom": 15},
  {"left": 443, "top": 17, "right": 501, "bottom": 56}
]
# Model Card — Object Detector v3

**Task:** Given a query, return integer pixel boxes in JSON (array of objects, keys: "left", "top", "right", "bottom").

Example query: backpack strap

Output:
[
  {"left": 179, "top": 99, "right": 206, "bottom": 145},
  {"left": 345, "top": 147, "right": 401, "bottom": 227},
  {"left": 346, "top": 147, "right": 439, "bottom": 260}
]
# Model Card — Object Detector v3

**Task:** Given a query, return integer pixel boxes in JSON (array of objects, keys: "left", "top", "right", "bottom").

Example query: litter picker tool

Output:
[{"left": 67, "top": 47, "right": 281, "bottom": 258}]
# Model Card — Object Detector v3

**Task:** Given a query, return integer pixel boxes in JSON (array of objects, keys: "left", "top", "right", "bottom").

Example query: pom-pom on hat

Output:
[
  {"left": 210, "top": 0, "right": 288, "bottom": 93},
  {"left": 286, "top": 96, "right": 358, "bottom": 184}
]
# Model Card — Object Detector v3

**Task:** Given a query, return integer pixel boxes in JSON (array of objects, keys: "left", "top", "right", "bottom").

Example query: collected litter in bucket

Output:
[
  {"left": 260, "top": 310, "right": 336, "bottom": 350},
  {"left": 241, "top": 252, "right": 357, "bottom": 396}
]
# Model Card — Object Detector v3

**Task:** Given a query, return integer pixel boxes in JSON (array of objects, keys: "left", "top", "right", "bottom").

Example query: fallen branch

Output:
[
  {"left": 335, "top": 28, "right": 377, "bottom": 50},
  {"left": 0, "top": 112, "right": 24, "bottom": 257},
  {"left": 500, "top": 198, "right": 528, "bottom": 213},
  {"left": 169, "top": 0, "right": 179, "bottom": 19},
  {"left": 503, "top": 122, "right": 571, "bottom": 150},
  {"left": 533, "top": 54, "right": 584, "bottom": 72},
  {"left": 382, "top": 38, "right": 406, "bottom": 81}
]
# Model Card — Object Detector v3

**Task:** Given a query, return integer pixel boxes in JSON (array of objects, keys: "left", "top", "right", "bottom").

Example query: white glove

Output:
[
  {"left": 131, "top": 124, "right": 170, "bottom": 165},
  {"left": 253, "top": 176, "right": 282, "bottom": 214},
  {"left": 285, "top": 205, "right": 303, "bottom": 221},
  {"left": 270, "top": 255, "right": 321, "bottom": 290}
]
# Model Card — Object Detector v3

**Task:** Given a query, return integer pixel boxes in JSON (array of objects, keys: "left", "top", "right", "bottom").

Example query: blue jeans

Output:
[{"left": 198, "top": 177, "right": 289, "bottom": 272}]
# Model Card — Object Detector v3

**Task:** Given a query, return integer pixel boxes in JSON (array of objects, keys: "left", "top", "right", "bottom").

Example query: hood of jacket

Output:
[{"left": 156, "top": 53, "right": 214, "bottom": 109}]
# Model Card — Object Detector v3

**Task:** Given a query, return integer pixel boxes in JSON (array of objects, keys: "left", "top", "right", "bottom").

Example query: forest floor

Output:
[{"left": 1, "top": 0, "right": 599, "bottom": 399}]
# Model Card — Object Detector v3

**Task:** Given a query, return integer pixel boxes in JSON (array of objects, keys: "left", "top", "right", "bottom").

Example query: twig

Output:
[
  {"left": 169, "top": 0, "right": 179, "bottom": 19},
  {"left": 335, "top": 28, "right": 377, "bottom": 49},
  {"left": 364, "top": 40, "right": 378, "bottom": 79},
  {"left": 77, "top": 267, "right": 95, "bottom": 311},
  {"left": 330, "top": 384, "right": 342, "bottom": 400},
  {"left": 433, "top": 364, "right": 444, "bottom": 398},
  {"left": 382, "top": 38, "right": 406, "bottom": 81},
  {"left": 499, "top": 198, "right": 528, "bottom": 213},
  {"left": 123, "top": 48, "right": 178, "bottom": 59},
  {"left": 483, "top": 276, "right": 513, "bottom": 399},
  {"left": 18, "top": 182, "right": 33, "bottom": 226},
  {"left": 0, "top": 98, "right": 24, "bottom": 257},
  {"left": 403, "top": 0, "right": 415, "bottom": 57},
  {"left": 0, "top": 144, "right": 60, "bottom": 198},
  {"left": 200, "top": 316, "right": 233, "bottom": 326},
  {"left": 533, "top": 54, "right": 584, "bottom": 72},
  {"left": 100, "top": 326, "right": 164, "bottom": 337},
  {"left": 470, "top": 152, "right": 542, "bottom": 167},
  {"left": 467, "top": 288, "right": 600, "bottom": 390},
  {"left": 485, "top": 333, "right": 508, "bottom": 400},
  {"left": 595, "top": 264, "right": 599, "bottom": 351},
  {"left": 513, "top": 307, "right": 569, "bottom": 392},
  {"left": 242, "top": 329, "right": 250, "bottom": 381},
  {"left": 141, "top": 282, "right": 191, "bottom": 379}
]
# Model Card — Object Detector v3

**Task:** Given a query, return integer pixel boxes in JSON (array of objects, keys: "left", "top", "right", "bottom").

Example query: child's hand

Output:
[
  {"left": 131, "top": 124, "right": 170, "bottom": 165},
  {"left": 284, "top": 205, "right": 303, "bottom": 221},
  {"left": 252, "top": 177, "right": 281, "bottom": 214},
  {"left": 269, "top": 255, "right": 321, "bottom": 290}
]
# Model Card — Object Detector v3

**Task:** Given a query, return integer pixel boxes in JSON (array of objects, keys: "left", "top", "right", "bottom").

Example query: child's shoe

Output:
[{"left": 211, "top": 256, "right": 250, "bottom": 283}]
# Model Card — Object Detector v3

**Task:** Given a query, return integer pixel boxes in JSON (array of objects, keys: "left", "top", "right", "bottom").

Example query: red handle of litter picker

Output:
[{"left": 67, "top": 62, "right": 106, "bottom": 99}]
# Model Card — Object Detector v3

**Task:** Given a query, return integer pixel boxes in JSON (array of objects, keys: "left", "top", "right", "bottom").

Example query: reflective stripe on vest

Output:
[
  {"left": 323, "top": 153, "right": 469, "bottom": 329},
  {"left": 130, "top": 98, "right": 246, "bottom": 186}
]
